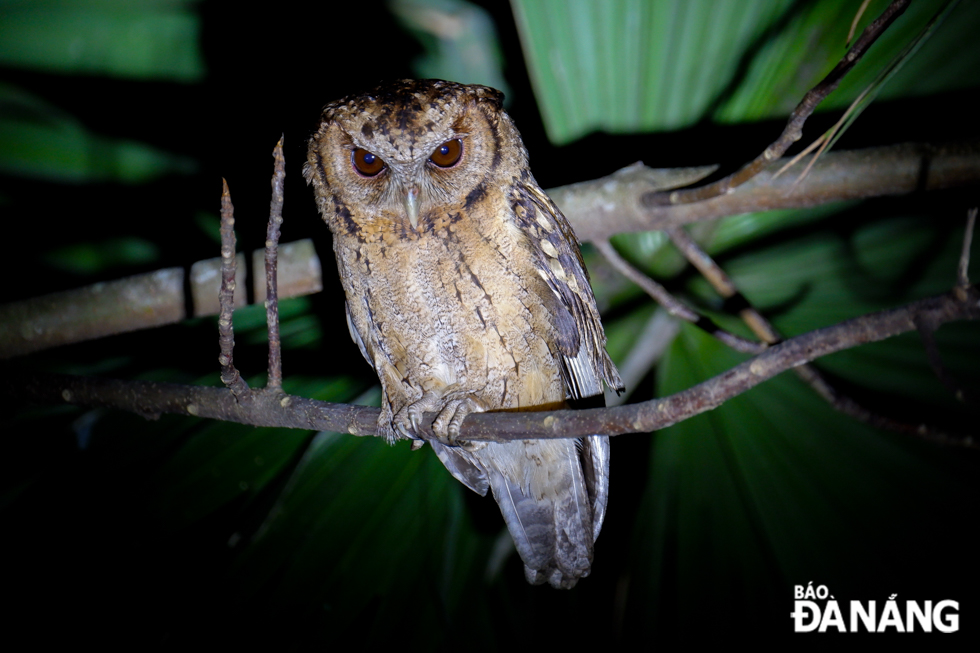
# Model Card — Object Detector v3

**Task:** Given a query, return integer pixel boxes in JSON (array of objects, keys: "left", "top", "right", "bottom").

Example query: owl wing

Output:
[
  {"left": 512, "top": 181, "right": 622, "bottom": 544},
  {"left": 344, "top": 300, "right": 372, "bottom": 369},
  {"left": 514, "top": 182, "right": 624, "bottom": 399}
]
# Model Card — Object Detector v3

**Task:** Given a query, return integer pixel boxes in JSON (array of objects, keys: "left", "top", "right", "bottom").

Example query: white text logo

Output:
[{"left": 791, "top": 583, "right": 958, "bottom": 633}]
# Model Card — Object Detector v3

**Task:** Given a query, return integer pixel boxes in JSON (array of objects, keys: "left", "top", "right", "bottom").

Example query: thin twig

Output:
[
  {"left": 957, "top": 207, "right": 976, "bottom": 297},
  {"left": 643, "top": 0, "right": 911, "bottom": 208},
  {"left": 593, "top": 239, "right": 765, "bottom": 354},
  {"left": 916, "top": 313, "right": 979, "bottom": 404},
  {"left": 776, "top": 0, "right": 961, "bottom": 188},
  {"left": 771, "top": 82, "right": 875, "bottom": 186},
  {"left": 847, "top": 0, "right": 874, "bottom": 47},
  {"left": 593, "top": 240, "right": 698, "bottom": 321},
  {"left": 265, "top": 137, "right": 286, "bottom": 391},
  {"left": 914, "top": 207, "right": 979, "bottom": 403},
  {"left": 664, "top": 224, "right": 958, "bottom": 439},
  {"left": 664, "top": 226, "right": 778, "bottom": 343},
  {"left": 218, "top": 179, "right": 251, "bottom": 401}
]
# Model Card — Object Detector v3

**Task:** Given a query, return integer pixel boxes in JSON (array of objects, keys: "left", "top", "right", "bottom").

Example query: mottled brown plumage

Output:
[{"left": 304, "top": 79, "right": 622, "bottom": 588}]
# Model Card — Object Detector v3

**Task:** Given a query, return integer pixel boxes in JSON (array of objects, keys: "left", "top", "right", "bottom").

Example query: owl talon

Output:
[
  {"left": 389, "top": 408, "right": 417, "bottom": 441},
  {"left": 408, "top": 406, "right": 422, "bottom": 434},
  {"left": 392, "top": 390, "right": 443, "bottom": 441},
  {"left": 432, "top": 395, "right": 487, "bottom": 449}
]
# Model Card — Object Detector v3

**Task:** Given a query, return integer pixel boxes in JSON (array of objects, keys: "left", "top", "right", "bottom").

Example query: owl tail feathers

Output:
[
  {"left": 430, "top": 439, "right": 601, "bottom": 589},
  {"left": 488, "top": 462, "right": 595, "bottom": 590}
]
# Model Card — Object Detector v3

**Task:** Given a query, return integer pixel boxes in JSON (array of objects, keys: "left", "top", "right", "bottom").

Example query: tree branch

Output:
[
  {"left": 553, "top": 141, "right": 980, "bottom": 242},
  {"left": 3, "top": 141, "right": 977, "bottom": 360},
  {"left": 264, "top": 137, "right": 286, "bottom": 390},
  {"left": 593, "top": 238, "right": 765, "bottom": 354},
  {"left": 641, "top": 0, "right": 911, "bottom": 207},
  {"left": 7, "top": 284, "right": 977, "bottom": 446},
  {"left": 664, "top": 223, "right": 959, "bottom": 439},
  {"left": 217, "top": 178, "right": 251, "bottom": 400},
  {"left": 0, "top": 239, "right": 321, "bottom": 359}
]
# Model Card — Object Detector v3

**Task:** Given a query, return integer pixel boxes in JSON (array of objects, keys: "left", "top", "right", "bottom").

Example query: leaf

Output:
[
  {"left": 512, "top": 0, "right": 980, "bottom": 142},
  {"left": 390, "top": 0, "right": 510, "bottom": 100},
  {"left": 0, "top": 83, "right": 197, "bottom": 182},
  {"left": 0, "top": 0, "right": 205, "bottom": 81}
]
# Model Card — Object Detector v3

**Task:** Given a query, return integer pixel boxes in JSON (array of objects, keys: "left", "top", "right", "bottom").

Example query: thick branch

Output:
[
  {"left": 0, "top": 239, "right": 322, "bottom": 359},
  {"left": 553, "top": 141, "right": 980, "bottom": 242},
  {"left": 7, "top": 285, "right": 977, "bottom": 446},
  {"left": 641, "top": 0, "right": 910, "bottom": 206}
]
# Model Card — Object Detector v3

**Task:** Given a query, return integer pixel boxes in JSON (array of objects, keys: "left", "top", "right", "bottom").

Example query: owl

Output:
[{"left": 304, "top": 79, "right": 623, "bottom": 589}]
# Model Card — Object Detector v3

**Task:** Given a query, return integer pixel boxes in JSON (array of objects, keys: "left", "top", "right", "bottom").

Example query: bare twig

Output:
[
  {"left": 665, "top": 224, "right": 957, "bottom": 438},
  {"left": 593, "top": 239, "right": 764, "bottom": 354},
  {"left": 9, "top": 285, "right": 977, "bottom": 447},
  {"left": 593, "top": 240, "right": 698, "bottom": 322},
  {"left": 665, "top": 226, "right": 778, "bottom": 342},
  {"left": 265, "top": 137, "right": 286, "bottom": 391},
  {"left": 775, "top": 0, "right": 960, "bottom": 189},
  {"left": 957, "top": 207, "right": 977, "bottom": 296},
  {"left": 916, "top": 208, "right": 980, "bottom": 404},
  {"left": 218, "top": 179, "right": 250, "bottom": 401},
  {"left": 642, "top": 0, "right": 911, "bottom": 208},
  {"left": 847, "top": 0, "right": 874, "bottom": 47},
  {"left": 771, "top": 83, "right": 874, "bottom": 187}
]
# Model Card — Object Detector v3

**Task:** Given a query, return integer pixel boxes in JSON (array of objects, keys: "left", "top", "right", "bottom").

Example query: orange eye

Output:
[
  {"left": 429, "top": 139, "right": 463, "bottom": 168},
  {"left": 351, "top": 148, "right": 385, "bottom": 176}
]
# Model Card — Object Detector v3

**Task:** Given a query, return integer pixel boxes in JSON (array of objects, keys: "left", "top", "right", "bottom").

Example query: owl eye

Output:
[
  {"left": 351, "top": 148, "right": 386, "bottom": 177},
  {"left": 429, "top": 139, "right": 463, "bottom": 168}
]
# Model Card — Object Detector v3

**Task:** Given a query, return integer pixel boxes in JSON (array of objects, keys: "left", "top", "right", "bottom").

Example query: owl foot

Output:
[
  {"left": 378, "top": 403, "right": 411, "bottom": 445},
  {"left": 392, "top": 390, "right": 446, "bottom": 441},
  {"left": 393, "top": 391, "right": 488, "bottom": 448},
  {"left": 432, "top": 395, "right": 488, "bottom": 450}
]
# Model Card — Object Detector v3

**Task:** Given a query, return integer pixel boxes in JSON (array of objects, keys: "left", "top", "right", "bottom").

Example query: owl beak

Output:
[{"left": 403, "top": 186, "right": 420, "bottom": 229}]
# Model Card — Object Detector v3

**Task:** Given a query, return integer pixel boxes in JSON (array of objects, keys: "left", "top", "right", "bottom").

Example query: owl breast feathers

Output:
[{"left": 304, "top": 79, "right": 622, "bottom": 589}]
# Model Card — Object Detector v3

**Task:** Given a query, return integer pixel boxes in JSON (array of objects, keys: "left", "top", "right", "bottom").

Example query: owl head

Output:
[{"left": 304, "top": 79, "right": 525, "bottom": 235}]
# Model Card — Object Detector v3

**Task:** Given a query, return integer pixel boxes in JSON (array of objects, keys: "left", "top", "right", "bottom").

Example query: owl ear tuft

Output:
[{"left": 470, "top": 85, "right": 504, "bottom": 110}]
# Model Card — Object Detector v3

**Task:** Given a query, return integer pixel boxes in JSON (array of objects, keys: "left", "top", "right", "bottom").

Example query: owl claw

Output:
[
  {"left": 408, "top": 406, "right": 422, "bottom": 434},
  {"left": 392, "top": 391, "right": 441, "bottom": 441},
  {"left": 393, "top": 420, "right": 413, "bottom": 441},
  {"left": 433, "top": 395, "right": 487, "bottom": 450},
  {"left": 392, "top": 392, "right": 488, "bottom": 447}
]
